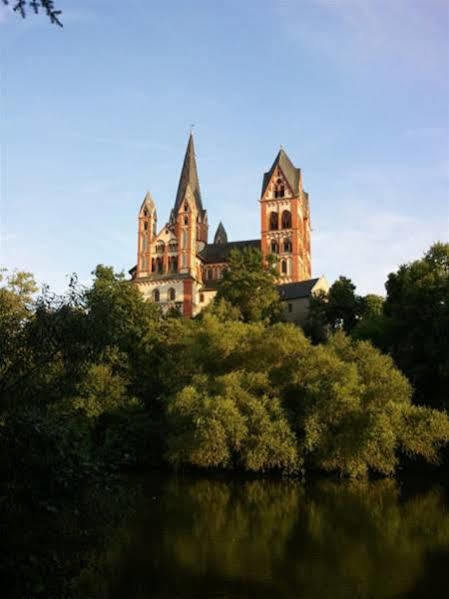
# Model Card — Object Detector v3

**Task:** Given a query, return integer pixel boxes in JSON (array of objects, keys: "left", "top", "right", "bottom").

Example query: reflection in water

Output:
[{"left": 79, "top": 477, "right": 449, "bottom": 599}]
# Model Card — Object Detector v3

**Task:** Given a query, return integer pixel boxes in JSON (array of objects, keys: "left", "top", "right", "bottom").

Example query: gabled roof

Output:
[
  {"left": 278, "top": 278, "right": 320, "bottom": 300},
  {"left": 261, "top": 148, "right": 301, "bottom": 197},
  {"left": 213, "top": 221, "right": 228, "bottom": 244},
  {"left": 173, "top": 133, "right": 203, "bottom": 213},
  {"left": 199, "top": 239, "right": 261, "bottom": 264}
]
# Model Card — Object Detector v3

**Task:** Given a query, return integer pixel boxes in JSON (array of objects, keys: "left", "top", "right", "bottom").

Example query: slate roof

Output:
[
  {"left": 261, "top": 149, "right": 301, "bottom": 197},
  {"left": 278, "top": 278, "right": 320, "bottom": 300},
  {"left": 173, "top": 133, "right": 203, "bottom": 213},
  {"left": 199, "top": 239, "right": 261, "bottom": 264}
]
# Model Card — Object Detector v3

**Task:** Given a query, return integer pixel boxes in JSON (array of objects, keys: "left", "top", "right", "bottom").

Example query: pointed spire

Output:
[
  {"left": 261, "top": 148, "right": 301, "bottom": 197},
  {"left": 213, "top": 221, "right": 228, "bottom": 245},
  {"left": 174, "top": 133, "right": 203, "bottom": 213},
  {"left": 140, "top": 191, "right": 156, "bottom": 213}
]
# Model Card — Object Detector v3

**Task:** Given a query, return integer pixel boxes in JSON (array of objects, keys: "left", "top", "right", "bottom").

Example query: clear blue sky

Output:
[{"left": 1, "top": 0, "right": 448, "bottom": 295}]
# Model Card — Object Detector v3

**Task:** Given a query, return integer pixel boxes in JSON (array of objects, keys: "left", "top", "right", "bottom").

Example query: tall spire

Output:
[{"left": 174, "top": 133, "right": 203, "bottom": 213}]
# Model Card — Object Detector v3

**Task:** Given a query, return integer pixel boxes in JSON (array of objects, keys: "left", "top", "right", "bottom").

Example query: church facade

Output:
[{"left": 130, "top": 134, "right": 326, "bottom": 319}]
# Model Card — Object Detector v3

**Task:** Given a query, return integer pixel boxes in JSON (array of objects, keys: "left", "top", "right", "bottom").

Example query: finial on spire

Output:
[{"left": 189, "top": 123, "right": 195, "bottom": 134}]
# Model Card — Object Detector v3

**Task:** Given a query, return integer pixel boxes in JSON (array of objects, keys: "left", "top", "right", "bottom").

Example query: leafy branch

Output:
[{"left": 1, "top": 0, "right": 63, "bottom": 27}]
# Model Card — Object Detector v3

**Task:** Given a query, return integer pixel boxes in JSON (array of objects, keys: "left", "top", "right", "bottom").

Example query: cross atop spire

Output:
[{"left": 174, "top": 133, "right": 203, "bottom": 213}]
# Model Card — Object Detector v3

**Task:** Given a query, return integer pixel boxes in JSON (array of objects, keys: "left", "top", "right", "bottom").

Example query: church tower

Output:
[
  {"left": 260, "top": 149, "right": 311, "bottom": 282},
  {"left": 136, "top": 192, "right": 157, "bottom": 276},
  {"left": 170, "top": 134, "right": 208, "bottom": 281}
]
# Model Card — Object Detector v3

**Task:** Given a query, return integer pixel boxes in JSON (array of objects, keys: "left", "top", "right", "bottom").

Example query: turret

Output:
[{"left": 137, "top": 192, "right": 157, "bottom": 276}]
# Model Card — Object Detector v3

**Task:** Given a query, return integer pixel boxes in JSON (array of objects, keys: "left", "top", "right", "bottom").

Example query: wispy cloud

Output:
[{"left": 276, "top": 0, "right": 448, "bottom": 81}]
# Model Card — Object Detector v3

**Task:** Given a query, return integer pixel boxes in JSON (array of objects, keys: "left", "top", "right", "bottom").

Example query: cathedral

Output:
[{"left": 130, "top": 134, "right": 327, "bottom": 319}]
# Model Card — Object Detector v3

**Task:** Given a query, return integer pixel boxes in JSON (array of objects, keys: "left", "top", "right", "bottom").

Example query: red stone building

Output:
[{"left": 130, "top": 134, "right": 326, "bottom": 319}]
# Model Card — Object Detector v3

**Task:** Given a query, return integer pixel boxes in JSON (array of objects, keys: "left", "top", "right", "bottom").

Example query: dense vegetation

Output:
[{"left": 1, "top": 244, "right": 449, "bottom": 595}]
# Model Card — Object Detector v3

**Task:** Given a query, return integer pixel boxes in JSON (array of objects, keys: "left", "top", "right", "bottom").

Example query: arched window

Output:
[
  {"left": 283, "top": 238, "right": 292, "bottom": 253},
  {"left": 143, "top": 221, "right": 148, "bottom": 231},
  {"left": 156, "top": 241, "right": 165, "bottom": 254},
  {"left": 169, "top": 256, "right": 178, "bottom": 272},
  {"left": 281, "top": 210, "right": 292, "bottom": 229},
  {"left": 281, "top": 260, "right": 287, "bottom": 274},
  {"left": 184, "top": 202, "right": 188, "bottom": 212},
  {"left": 271, "top": 240, "right": 279, "bottom": 254},
  {"left": 168, "top": 242, "right": 178, "bottom": 253},
  {"left": 269, "top": 212, "right": 279, "bottom": 231},
  {"left": 168, "top": 288, "right": 176, "bottom": 301},
  {"left": 153, "top": 288, "right": 160, "bottom": 302},
  {"left": 184, "top": 216, "right": 189, "bottom": 225},
  {"left": 156, "top": 257, "right": 163, "bottom": 273},
  {"left": 274, "top": 179, "right": 285, "bottom": 198},
  {"left": 151, "top": 258, "right": 155, "bottom": 273}
]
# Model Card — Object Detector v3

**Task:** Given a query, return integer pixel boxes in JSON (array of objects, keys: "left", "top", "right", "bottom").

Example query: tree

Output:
[
  {"left": 304, "top": 276, "right": 362, "bottom": 342},
  {"left": 1, "top": 0, "right": 62, "bottom": 26},
  {"left": 384, "top": 242, "right": 449, "bottom": 411},
  {"left": 214, "top": 248, "right": 282, "bottom": 323}
]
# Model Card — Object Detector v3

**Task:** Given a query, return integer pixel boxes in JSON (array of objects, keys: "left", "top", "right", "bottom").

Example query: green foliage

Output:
[
  {"left": 304, "top": 276, "right": 363, "bottom": 342},
  {"left": 166, "top": 371, "right": 298, "bottom": 473},
  {"left": 384, "top": 242, "right": 449, "bottom": 410},
  {"left": 215, "top": 248, "right": 283, "bottom": 323}
]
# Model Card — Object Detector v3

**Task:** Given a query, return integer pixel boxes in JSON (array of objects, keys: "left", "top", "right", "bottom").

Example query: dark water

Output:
[{"left": 78, "top": 475, "right": 449, "bottom": 599}]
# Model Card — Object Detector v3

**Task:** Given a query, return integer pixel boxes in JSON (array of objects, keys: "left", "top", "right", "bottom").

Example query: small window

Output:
[
  {"left": 271, "top": 240, "right": 279, "bottom": 254},
  {"left": 143, "top": 209, "right": 148, "bottom": 217},
  {"left": 153, "top": 289, "right": 160, "bottom": 302},
  {"left": 200, "top": 293, "right": 204, "bottom": 303},
  {"left": 288, "top": 303, "right": 293, "bottom": 313},
  {"left": 168, "top": 288, "right": 176, "bottom": 301},
  {"left": 184, "top": 202, "right": 188, "bottom": 212},
  {"left": 281, "top": 260, "right": 287, "bottom": 274},
  {"left": 283, "top": 238, "right": 292, "bottom": 253},
  {"left": 184, "top": 216, "right": 189, "bottom": 225},
  {"left": 144, "top": 222, "right": 148, "bottom": 231}
]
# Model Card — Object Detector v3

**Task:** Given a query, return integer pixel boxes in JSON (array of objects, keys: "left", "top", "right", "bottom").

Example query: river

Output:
[{"left": 75, "top": 474, "right": 449, "bottom": 598}]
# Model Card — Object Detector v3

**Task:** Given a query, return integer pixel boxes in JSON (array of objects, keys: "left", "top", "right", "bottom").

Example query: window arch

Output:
[
  {"left": 274, "top": 179, "right": 285, "bottom": 198},
  {"left": 169, "top": 256, "right": 178, "bottom": 272},
  {"left": 283, "top": 238, "right": 292, "bottom": 253},
  {"left": 153, "top": 288, "right": 160, "bottom": 302},
  {"left": 168, "top": 288, "right": 176, "bottom": 301},
  {"left": 281, "top": 210, "right": 292, "bottom": 229},
  {"left": 281, "top": 260, "right": 287, "bottom": 274},
  {"left": 269, "top": 212, "right": 279, "bottom": 231},
  {"left": 270, "top": 240, "right": 279, "bottom": 254}
]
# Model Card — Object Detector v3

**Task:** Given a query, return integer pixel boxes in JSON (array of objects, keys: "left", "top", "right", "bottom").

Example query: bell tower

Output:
[
  {"left": 136, "top": 192, "right": 157, "bottom": 277},
  {"left": 260, "top": 149, "right": 311, "bottom": 282}
]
